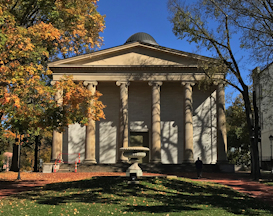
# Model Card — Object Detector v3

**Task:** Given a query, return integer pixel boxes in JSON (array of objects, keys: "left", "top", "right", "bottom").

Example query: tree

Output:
[
  {"left": 211, "top": 0, "right": 273, "bottom": 65},
  {"left": 226, "top": 95, "right": 250, "bottom": 167},
  {"left": 168, "top": 0, "right": 261, "bottom": 179},
  {"left": 0, "top": 1, "right": 106, "bottom": 172}
]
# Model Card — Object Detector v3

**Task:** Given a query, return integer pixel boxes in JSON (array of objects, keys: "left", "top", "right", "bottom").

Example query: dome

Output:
[{"left": 124, "top": 32, "right": 159, "bottom": 45}]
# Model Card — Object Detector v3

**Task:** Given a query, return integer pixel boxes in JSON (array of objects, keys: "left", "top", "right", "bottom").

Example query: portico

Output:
[{"left": 49, "top": 32, "right": 227, "bottom": 165}]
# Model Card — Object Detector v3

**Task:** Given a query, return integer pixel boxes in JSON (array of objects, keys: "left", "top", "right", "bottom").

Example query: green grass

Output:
[
  {"left": 263, "top": 181, "right": 273, "bottom": 186},
  {"left": 1, "top": 176, "right": 273, "bottom": 215}
]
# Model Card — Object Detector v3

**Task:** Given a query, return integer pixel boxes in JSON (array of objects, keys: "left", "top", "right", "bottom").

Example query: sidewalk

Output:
[{"left": 174, "top": 171, "right": 273, "bottom": 204}]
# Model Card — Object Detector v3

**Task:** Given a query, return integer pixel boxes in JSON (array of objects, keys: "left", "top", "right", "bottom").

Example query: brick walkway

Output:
[
  {"left": 176, "top": 172, "right": 273, "bottom": 204},
  {"left": 1, "top": 171, "right": 273, "bottom": 204}
]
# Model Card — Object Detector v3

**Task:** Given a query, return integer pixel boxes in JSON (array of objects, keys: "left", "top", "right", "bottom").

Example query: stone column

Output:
[
  {"left": 149, "top": 81, "right": 163, "bottom": 163},
  {"left": 182, "top": 82, "right": 195, "bottom": 163},
  {"left": 51, "top": 82, "right": 63, "bottom": 162},
  {"left": 116, "top": 81, "right": 130, "bottom": 162},
  {"left": 84, "top": 81, "right": 98, "bottom": 164},
  {"left": 217, "top": 82, "right": 227, "bottom": 163}
]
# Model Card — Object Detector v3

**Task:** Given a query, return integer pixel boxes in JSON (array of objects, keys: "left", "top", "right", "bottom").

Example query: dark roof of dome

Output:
[{"left": 124, "top": 32, "right": 159, "bottom": 45}]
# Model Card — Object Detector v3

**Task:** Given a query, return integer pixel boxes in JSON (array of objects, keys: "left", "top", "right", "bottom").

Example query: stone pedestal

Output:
[
  {"left": 120, "top": 147, "right": 149, "bottom": 177},
  {"left": 42, "top": 163, "right": 57, "bottom": 173}
]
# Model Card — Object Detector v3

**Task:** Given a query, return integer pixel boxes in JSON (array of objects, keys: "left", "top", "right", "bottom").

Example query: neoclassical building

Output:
[{"left": 49, "top": 32, "right": 227, "bottom": 165}]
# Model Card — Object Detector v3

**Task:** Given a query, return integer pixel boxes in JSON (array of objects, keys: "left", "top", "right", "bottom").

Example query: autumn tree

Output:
[
  {"left": 0, "top": 0, "right": 106, "bottom": 172},
  {"left": 168, "top": 0, "right": 262, "bottom": 179}
]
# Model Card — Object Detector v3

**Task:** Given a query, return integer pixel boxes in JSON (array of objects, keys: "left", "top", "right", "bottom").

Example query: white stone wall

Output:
[
  {"left": 64, "top": 81, "right": 218, "bottom": 164},
  {"left": 96, "top": 82, "right": 119, "bottom": 163},
  {"left": 160, "top": 82, "right": 184, "bottom": 164},
  {"left": 63, "top": 124, "right": 86, "bottom": 164},
  {"left": 192, "top": 87, "right": 217, "bottom": 164}
]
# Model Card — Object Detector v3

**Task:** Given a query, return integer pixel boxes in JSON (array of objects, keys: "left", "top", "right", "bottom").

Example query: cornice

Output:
[
  {"left": 49, "top": 66, "right": 202, "bottom": 73},
  {"left": 181, "top": 81, "right": 196, "bottom": 86},
  {"left": 49, "top": 41, "right": 218, "bottom": 66}
]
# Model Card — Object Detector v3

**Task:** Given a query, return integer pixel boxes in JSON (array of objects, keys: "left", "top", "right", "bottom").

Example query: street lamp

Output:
[{"left": 269, "top": 135, "right": 273, "bottom": 174}]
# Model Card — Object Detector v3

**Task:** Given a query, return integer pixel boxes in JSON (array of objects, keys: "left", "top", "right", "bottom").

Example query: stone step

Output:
[{"left": 57, "top": 163, "right": 221, "bottom": 173}]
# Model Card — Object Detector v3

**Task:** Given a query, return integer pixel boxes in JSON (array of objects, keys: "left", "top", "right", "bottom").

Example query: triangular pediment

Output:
[{"left": 49, "top": 42, "right": 214, "bottom": 68}]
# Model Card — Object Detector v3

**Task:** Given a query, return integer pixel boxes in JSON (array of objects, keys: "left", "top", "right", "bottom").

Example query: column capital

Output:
[
  {"left": 84, "top": 81, "right": 98, "bottom": 87},
  {"left": 213, "top": 80, "right": 225, "bottom": 85},
  {"left": 148, "top": 81, "right": 163, "bottom": 87},
  {"left": 116, "top": 81, "right": 130, "bottom": 87},
  {"left": 181, "top": 81, "right": 196, "bottom": 87}
]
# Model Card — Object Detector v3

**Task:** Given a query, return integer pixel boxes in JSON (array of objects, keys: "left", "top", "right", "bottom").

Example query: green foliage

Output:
[
  {"left": 0, "top": 129, "right": 14, "bottom": 155},
  {"left": 226, "top": 96, "right": 250, "bottom": 166}
]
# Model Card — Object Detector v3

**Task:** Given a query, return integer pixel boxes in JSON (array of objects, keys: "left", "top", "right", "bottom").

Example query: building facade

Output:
[
  {"left": 49, "top": 32, "right": 227, "bottom": 165},
  {"left": 253, "top": 64, "right": 273, "bottom": 165}
]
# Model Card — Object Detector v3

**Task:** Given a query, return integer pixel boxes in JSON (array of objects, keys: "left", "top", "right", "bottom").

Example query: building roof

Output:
[{"left": 124, "top": 32, "right": 159, "bottom": 45}]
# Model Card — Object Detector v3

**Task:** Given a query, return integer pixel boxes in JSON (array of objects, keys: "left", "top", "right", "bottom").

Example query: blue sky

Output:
[
  {"left": 97, "top": 0, "right": 200, "bottom": 52},
  {"left": 96, "top": 0, "right": 255, "bottom": 105}
]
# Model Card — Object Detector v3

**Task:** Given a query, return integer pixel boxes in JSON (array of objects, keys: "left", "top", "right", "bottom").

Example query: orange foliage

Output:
[
  {"left": 2, "top": 130, "right": 16, "bottom": 139},
  {"left": 54, "top": 76, "right": 105, "bottom": 126},
  {"left": 0, "top": 1, "right": 105, "bottom": 133}
]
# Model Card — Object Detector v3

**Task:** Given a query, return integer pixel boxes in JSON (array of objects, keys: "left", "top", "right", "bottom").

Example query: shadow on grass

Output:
[{"left": 12, "top": 176, "right": 273, "bottom": 215}]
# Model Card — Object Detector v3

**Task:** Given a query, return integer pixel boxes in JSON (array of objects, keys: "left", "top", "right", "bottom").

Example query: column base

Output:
[
  {"left": 216, "top": 160, "right": 228, "bottom": 164},
  {"left": 183, "top": 160, "right": 194, "bottom": 164},
  {"left": 150, "top": 159, "right": 162, "bottom": 164},
  {"left": 217, "top": 161, "right": 234, "bottom": 173},
  {"left": 117, "top": 159, "right": 129, "bottom": 163},
  {"left": 84, "top": 159, "right": 97, "bottom": 164},
  {"left": 50, "top": 159, "right": 63, "bottom": 163}
]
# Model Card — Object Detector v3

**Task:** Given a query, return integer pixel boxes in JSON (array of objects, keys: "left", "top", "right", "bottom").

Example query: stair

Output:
[{"left": 58, "top": 163, "right": 220, "bottom": 174}]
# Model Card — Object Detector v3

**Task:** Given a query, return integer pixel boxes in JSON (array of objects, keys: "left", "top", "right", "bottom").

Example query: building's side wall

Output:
[
  {"left": 257, "top": 65, "right": 273, "bottom": 162},
  {"left": 193, "top": 87, "right": 217, "bottom": 164}
]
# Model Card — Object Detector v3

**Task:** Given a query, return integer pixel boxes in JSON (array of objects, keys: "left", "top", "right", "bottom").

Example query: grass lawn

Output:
[
  {"left": 263, "top": 181, "right": 273, "bottom": 186},
  {"left": 0, "top": 176, "right": 272, "bottom": 216}
]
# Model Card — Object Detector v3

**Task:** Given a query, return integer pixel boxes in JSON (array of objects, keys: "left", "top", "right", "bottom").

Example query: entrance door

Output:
[{"left": 129, "top": 131, "right": 149, "bottom": 163}]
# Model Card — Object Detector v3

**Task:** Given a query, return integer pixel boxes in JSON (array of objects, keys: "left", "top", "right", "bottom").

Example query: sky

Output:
[
  {"left": 96, "top": 0, "right": 255, "bottom": 105},
  {"left": 97, "top": 0, "right": 201, "bottom": 53}
]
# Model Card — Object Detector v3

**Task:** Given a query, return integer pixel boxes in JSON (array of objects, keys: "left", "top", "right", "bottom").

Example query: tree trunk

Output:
[
  {"left": 33, "top": 136, "right": 39, "bottom": 172},
  {"left": 242, "top": 87, "right": 260, "bottom": 180},
  {"left": 253, "top": 90, "right": 260, "bottom": 180},
  {"left": 10, "top": 144, "right": 19, "bottom": 172}
]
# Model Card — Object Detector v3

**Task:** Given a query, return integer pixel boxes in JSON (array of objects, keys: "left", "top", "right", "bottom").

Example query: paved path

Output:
[
  {"left": 1, "top": 171, "right": 273, "bottom": 204},
  {"left": 175, "top": 172, "right": 273, "bottom": 204}
]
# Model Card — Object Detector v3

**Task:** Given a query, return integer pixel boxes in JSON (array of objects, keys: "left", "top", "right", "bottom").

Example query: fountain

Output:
[{"left": 120, "top": 146, "right": 150, "bottom": 178}]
